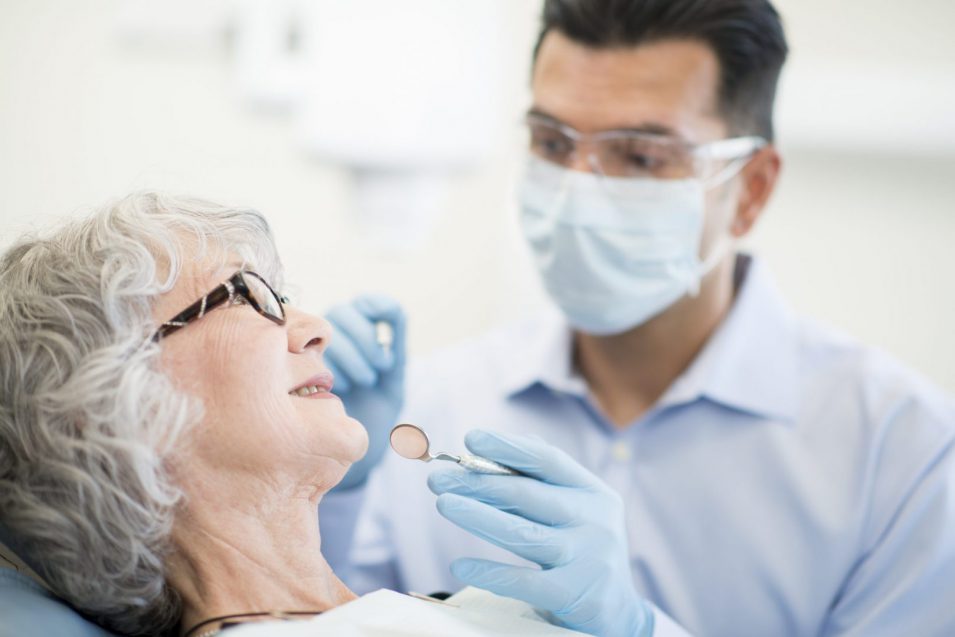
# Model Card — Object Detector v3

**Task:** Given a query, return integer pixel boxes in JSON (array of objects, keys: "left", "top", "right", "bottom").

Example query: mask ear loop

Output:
[
  {"left": 684, "top": 148, "right": 762, "bottom": 296},
  {"left": 704, "top": 155, "right": 751, "bottom": 190},
  {"left": 680, "top": 235, "right": 734, "bottom": 298},
  {"left": 701, "top": 137, "right": 766, "bottom": 190},
  {"left": 663, "top": 178, "right": 711, "bottom": 297}
]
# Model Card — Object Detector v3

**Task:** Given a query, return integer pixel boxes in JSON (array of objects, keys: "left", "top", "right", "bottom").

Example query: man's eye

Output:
[
  {"left": 543, "top": 139, "right": 570, "bottom": 154},
  {"left": 625, "top": 154, "right": 662, "bottom": 170},
  {"left": 531, "top": 133, "right": 573, "bottom": 159}
]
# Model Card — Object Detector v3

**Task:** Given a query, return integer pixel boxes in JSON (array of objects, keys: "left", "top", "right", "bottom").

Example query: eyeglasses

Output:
[
  {"left": 152, "top": 270, "right": 288, "bottom": 342},
  {"left": 525, "top": 113, "right": 765, "bottom": 181}
]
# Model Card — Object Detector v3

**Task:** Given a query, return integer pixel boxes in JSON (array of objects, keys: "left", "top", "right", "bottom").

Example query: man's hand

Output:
[
  {"left": 428, "top": 430, "right": 654, "bottom": 637},
  {"left": 324, "top": 294, "right": 406, "bottom": 491}
]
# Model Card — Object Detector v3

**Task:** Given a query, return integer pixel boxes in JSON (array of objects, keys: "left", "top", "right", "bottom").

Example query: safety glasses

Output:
[
  {"left": 151, "top": 270, "right": 287, "bottom": 342},
  {"left": 525, "top": 113, "right": 766, "bottom": 181}
]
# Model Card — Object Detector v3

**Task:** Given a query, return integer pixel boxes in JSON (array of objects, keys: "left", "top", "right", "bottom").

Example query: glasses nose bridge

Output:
[{"left": 566, "top": 132, "right": 604, "bottom": 174}]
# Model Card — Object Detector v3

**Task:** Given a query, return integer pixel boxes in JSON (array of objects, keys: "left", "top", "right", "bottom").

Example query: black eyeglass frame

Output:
[{"left": 151, "top": 270, "right": 288, "bottom": 342}]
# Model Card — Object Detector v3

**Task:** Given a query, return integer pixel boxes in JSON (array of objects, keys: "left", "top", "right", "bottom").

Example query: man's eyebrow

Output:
[{"left": 526, "top": 107, "right": 681, "bottom": 138}]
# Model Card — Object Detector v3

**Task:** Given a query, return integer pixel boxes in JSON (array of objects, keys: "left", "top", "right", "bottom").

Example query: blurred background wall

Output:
[{"left": 1, "top": 0, "right": 953, "bottom": 392}]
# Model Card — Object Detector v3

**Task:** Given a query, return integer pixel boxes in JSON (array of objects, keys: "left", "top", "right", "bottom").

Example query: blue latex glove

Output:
[
  {"left": 427, "top": 430, "right": 655, "bottom": 637},
  {"left": 324, "top": 294, "right": 406, "bottom": 491}
]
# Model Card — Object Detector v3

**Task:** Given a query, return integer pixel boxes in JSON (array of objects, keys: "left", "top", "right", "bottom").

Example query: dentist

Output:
[{"left": 320, "top": 1, "right": 955, "bottom": 636}]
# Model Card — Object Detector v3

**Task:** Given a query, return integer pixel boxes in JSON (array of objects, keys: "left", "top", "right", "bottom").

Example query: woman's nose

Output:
[{"left": 286, "top": 307, "right": 332, "bottom": 354}]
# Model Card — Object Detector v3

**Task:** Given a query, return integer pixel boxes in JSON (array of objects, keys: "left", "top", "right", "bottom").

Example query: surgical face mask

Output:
[{"left": 519, "top": 156, "right": 731, "bottom": 335}]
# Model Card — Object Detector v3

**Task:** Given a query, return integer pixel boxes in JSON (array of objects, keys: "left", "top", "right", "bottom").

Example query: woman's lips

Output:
[{"left": 288, "top": 372, "right": 338, "bottom": 399}]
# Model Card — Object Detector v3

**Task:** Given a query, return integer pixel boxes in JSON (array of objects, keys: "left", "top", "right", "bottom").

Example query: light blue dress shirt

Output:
[{"left": 321, "top": 256, "right": 955, "bottom": 636}]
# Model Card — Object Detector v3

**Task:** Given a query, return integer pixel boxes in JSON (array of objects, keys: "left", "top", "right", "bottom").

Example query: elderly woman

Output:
[{"left": 0, "top": 193, "right": 368, "bottom": 635}]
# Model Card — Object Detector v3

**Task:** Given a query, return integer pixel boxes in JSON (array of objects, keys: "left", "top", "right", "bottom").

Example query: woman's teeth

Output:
[{"left": 290, "top": 385, "right": 328, "bottom": 397}]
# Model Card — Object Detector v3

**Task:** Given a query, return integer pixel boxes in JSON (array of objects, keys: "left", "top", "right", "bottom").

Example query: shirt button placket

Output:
[{"left": 612, "top": 440, "right": 632, "bottom": 463}]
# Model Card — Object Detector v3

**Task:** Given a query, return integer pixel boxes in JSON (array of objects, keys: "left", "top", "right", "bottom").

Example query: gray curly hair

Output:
[{"left": 0, "top": 192, "right": 284, "bottom": 635}]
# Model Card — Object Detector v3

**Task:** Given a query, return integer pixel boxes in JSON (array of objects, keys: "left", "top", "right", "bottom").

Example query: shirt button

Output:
[{"left": 612, "top": 441, "right": 631, "bottom": 462}]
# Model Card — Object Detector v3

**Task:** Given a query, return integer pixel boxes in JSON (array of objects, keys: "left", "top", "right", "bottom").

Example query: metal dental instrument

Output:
[
  {"left": 389, "top": 423, "right": 521, "bottom": 476},
  {"left": 375, "top": 320, "right": 394, "bottom": 357}
]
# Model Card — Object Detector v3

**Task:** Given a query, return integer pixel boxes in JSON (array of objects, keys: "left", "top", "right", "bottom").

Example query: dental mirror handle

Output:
[{"left": 457, "top": 453, "right": 522, "bottom": 476}]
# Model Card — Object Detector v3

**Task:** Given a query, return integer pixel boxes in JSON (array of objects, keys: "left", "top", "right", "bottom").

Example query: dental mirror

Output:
[
  {"left": 390, "top": 423, "right": 432, "bottom": 461},
  {"left": 389, "top": 423, "right": 521, "bottom": 476}
]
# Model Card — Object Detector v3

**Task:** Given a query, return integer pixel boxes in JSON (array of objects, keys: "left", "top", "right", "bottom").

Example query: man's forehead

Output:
[{"left": 531, "top": 31, "right": 725, "bottom": 140}]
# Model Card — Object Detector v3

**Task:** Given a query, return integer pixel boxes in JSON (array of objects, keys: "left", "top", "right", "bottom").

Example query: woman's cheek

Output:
[{"left": 250, "top": 392, "right": 297, "bottom": 436}]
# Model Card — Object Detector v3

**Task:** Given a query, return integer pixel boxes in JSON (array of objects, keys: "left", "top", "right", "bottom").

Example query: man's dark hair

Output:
[{"left": 533, "top": 0, "right": 789, "bottom": 141}]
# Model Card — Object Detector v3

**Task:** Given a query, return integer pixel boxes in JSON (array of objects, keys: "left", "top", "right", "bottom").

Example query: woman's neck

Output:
[{"left": 167, "top": 491, "right": 354, "bottom": 636}]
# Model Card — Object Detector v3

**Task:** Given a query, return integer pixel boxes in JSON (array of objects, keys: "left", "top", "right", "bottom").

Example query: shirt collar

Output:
[
  {"left": 498, "top": 308, "right": 585, "bottom": 398},
  {"left": 501, "top": 255, "right": 800, "bottom": 424},
  {"left": 661, "top": 255, "right": 801, "bottom": 423}
]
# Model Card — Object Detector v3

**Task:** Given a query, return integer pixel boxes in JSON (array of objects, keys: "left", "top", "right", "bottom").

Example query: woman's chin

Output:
[
  {"left": 312, "top": 414, "right": 369, "bottom": 465},
  {"left": 343, "top": 415, "right": 370, "bottom": 462}
]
